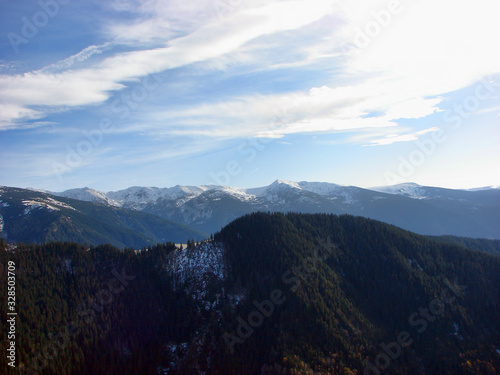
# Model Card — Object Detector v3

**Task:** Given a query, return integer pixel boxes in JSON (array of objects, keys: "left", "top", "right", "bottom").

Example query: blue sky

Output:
[{"left": 0, "top": 0, "right": 499, "bottom": 191}]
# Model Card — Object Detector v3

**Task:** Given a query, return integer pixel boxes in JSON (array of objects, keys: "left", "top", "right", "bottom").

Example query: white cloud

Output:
[
  {"left": 135, "top": 80, "right": 442, "bottom": 140},
  {"left": 341, "top": 0, "right": 500, "bottom": 95},
  {"left": 0, "top": 0, "right": 335, "bottom": 129},
  {"left": 365, "top": 127, "right": 439, "bottom": 146},
  {"left": 37, "top": 44, "right": 112, "bottom": 74},
  {"left": 1, "top": 0, "right": 499, "bottom": 139}
]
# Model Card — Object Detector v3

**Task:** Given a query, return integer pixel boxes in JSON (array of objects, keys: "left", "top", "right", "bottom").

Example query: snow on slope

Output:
[
  {"left": 297, "top": 181, "right": 344, "bottom": 195},
  {"left": 370, "top": 183, "right": 429, "bottom": 199},
  {"left": 55, "top": 180, "right": 362, "bottom": 209},
  {"left": 247, "top": 180, "right": 347, "bottom": 197},
  {"left": 21, "top": 197, "right": 77, "bottom": 214},
  {"left": 467, "top": 185, "right": 500, "bottom": 191},
  {"left": 167, "top": 241, "right": 227, "bottom": 311},
  {"left": 54, "top": 187, "right": 121, "bottom": 206},
  {"left": 107, "top": 185, "right": 215, "bottom": 208},
  {"left": 54, "top": 180, "right": 498, "bottom": 209}
]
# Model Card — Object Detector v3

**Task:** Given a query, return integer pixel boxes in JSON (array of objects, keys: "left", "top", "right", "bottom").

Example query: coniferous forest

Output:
[{"left": 1, "top": 213, "right": 499, "bottom": 374}]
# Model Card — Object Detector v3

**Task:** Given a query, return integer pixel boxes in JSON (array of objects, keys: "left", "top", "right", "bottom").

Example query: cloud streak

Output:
[
  {"left": 127, "top": 79, "right": 442, "bottom": 141},
  {"left": 1, "top": 0, "right": 499, "bottom": 149},
  {"left": 0, "top": 0, "right": 335, "bottom": 129}
]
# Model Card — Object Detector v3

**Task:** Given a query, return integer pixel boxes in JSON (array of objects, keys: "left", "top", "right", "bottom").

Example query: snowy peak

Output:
[
  {"left": 371, "top": 183, "right": 429, "bottom": 199},
  {"left": 107, "top": 186, "right": 166, "bottom": 204},
  {"left": 52, "top": 180, "right": 500, "bottom": 214},
  {"left": 54, "top": 187, "right": 121, "bottom": 206},
  {"left": 371, "top": 182, "right": 500, "bottom": 200},
  {"left": 247, "top": 180, "right": 346, "bottom": 197},
  {"left": 53, "top": 180, "right": 378, "bottom": 208},
  {"left": 272, "top": 179, "right": 302, "bottom": 189},
  {"left": 265, "top": 179, "right": 302, "bottom": 192},
  {"left": 168, "top": 185, "right": 211, "bottom": 199}
]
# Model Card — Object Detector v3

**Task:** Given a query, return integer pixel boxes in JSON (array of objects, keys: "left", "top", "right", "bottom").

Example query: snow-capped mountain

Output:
[
  {"left": 370, "top": 182, "right": 430, "bottom": 199},
  {"left": 55, "top": 187, "right": 122, "bottom": 206},
  {"left": 53, "top": 180, "right": 361, "bottom": 208},
  {"left": 0, "top": 186, "right": 205, "bottom": 247},
  {"left": 371, "top": 182, "right": 500, "bottom": 205},
  {"left": 50, "top": 180, "right": 500, "bottom": 239}
]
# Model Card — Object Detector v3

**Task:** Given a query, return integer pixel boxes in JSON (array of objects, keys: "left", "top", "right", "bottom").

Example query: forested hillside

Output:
[
  {"left": 0, "top": 213, "right": 499, "bottom": 374},
  {"left": 215, "top": 213, "right": 500, "bottom": 374},
  {"left": 0, "top": 240, "right": 206, "bottom": 374},
  {"left": 427, "top": 235, "right": 500, "bottom": 256}
]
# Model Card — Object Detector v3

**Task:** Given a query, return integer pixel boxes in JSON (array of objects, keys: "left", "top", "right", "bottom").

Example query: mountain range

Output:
[
  {"left": 51, "top": 180, "right": 500, "bottom": 239},
  {"left": 1, "top": 180, "right": 499, "bottom": 248}
]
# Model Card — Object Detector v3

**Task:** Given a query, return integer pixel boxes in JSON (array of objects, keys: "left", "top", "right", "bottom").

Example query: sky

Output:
[{"left": 0, "top": 0, "right": 499, "bottom": 192}]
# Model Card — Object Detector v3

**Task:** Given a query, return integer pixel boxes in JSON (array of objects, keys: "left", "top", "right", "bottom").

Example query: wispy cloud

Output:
[
  {"left": 364, "top": 127, "right": 439, "bottom": 146},
  {"left": 1, "top": 0, "right": 499, "bottom": 148},
  {"left": 37, "top": 44, "right": 113, "bottom": 74},
  {"left": 0, "top": 0, "right": 335, "bottom": 129},
  {"left": 129, "top": 80, "right": 442, "bottom": 140}
]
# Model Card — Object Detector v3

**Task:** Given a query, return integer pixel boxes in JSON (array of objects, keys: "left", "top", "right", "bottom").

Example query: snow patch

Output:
[
  {"left": 44, "top": 197, "right": 77, "bottom": 211},
  {"left": 21, "top": 198, "right": 77, "bottom": 214},
  {"left": 107, "top": 185, "right": 212, "bottom": 208},
  {"left": 297, "top": 181, "right": 343, "bottom": 196},
  {"left": 168, "top": 242, "right": 227, "bottom": 311},
  {"left": 452, "top": 322, "right": 463, "bottom": 340},
  {"left": 64, "top": 259, "right": 73, "bottom": 274},
  {"left": 54, "top": 187, "right": 121, "bottom": 207},
  {"left": 371, "top": 183, "right": 429, "bottom": 199},
  {"left": 22, "top": 200, "right": 55, "bottom": 214}
]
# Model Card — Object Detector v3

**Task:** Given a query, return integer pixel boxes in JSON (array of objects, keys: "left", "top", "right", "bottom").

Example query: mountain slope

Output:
[
  {"left": 53, "top": 180, "right": 500, "bottom": 238},
  {"left": 214, "top": 212, "right": 500, "bottom": 374},
  {"left": 0, "top": 187, "right": 205, "bottom": 248},
  {"left": 427, "top": 235, "right": 500, "bottom": 256}
]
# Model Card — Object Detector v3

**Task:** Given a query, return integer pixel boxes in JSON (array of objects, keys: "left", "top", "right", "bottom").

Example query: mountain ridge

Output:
[
  {"left": 51, "top": 179, "right": 500, "bottom": 205},
  {"left": 0, "top": 186, "right": 205, "bottom": 248},
  {"left": 49, "top": 180, "right": 500, "bottom": 239}
]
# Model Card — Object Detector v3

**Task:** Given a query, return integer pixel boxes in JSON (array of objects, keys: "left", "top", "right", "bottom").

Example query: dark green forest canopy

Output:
[{"left": 0, "top": 213, "right": 499, "bottom": 374}]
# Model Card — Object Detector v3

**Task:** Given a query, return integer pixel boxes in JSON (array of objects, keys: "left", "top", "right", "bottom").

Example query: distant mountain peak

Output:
[
  {"left": 467, "top": 185, "right": 500, "bottom": 191},
  {"left": 3, "top": 180, "right": 500, "bottom": 240},
  {"left": 269, "top": 179, "right": 302, "bottom": 189},
  {"left": 53, "top": 187, "right": 121, "bottom": 206},
  {"left": 370, "top": 182, "right": 429, "bottom": 199}
]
